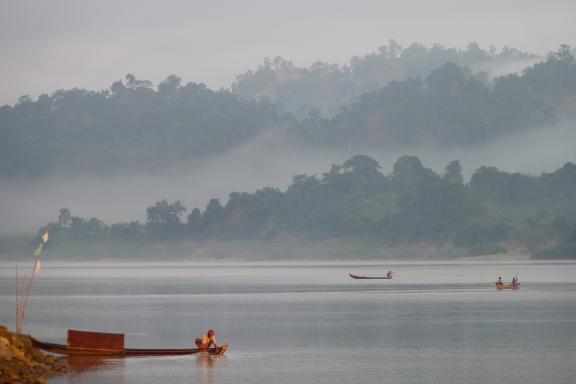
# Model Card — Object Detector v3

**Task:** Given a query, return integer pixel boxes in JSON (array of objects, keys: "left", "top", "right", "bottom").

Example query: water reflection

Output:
[
  {"left": 64, "top": 356, "right": 109, "bottom": 374},
  {"left": 59, "top": 356, "right": 125, "bottom": 383},
  {"left": 196, "top": 353, "right": 227, "bottom": 384}
]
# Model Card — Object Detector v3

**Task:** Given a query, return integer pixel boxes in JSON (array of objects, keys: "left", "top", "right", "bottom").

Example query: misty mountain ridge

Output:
[
  {"left": 233, "top": 41, "right": 540, "bottom": 117},
  {"left": 1, "top": 43, "right": 574, "bottom": 180}
]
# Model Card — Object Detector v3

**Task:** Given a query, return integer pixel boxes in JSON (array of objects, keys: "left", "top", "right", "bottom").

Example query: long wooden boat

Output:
[
  {"left": 31, "top": 329, "right": 227, "bottom": 356},
  {"left": 349, "top": 273, "right": 393, "bottom": 280},
  {"left": 495, "top": 282, "right": 520, "bottom": 290}
]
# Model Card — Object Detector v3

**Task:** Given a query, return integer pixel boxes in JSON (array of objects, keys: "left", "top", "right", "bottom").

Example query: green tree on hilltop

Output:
[{"left": 146, "top": 199, "right": 187, "bottom": 239}]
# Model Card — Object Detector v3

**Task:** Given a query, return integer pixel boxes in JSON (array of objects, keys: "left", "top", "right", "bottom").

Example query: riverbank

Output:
[
  {"left": 0, "top": 234, "right": 540, "bottom": 261},
  {"left": 0, "top": 325, "right": 66, "bottom": 384}
]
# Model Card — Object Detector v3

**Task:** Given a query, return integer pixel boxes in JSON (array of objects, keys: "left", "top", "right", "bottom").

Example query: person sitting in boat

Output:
[
  {"left": 512, "top": 276, "right": 519, "bottom": 285},
  {"left": 196, "top": 329, "right": 218, "bottom": 350},
  {"left": 497, "top": 276, "right": 503, "bottom": 285},
  {"left": 386, "top": 270, "right": 394, "bottom": 278},
  {"left": 195, "top": 329, "right": 228, "bottom": 354}
]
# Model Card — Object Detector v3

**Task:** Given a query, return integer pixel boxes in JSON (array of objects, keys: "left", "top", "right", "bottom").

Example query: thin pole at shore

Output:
[
  {"left": 17, "top": 275, "right": 27, "bottom": 334},
  {"left": 15, "top": 266, "right": 19, "bottom": 333},
  {"left": 21, "top": 265, "right": 38, "bottom": 333},
  {"left": 15, "top": 231, "right": 48, "bottom": 334}
]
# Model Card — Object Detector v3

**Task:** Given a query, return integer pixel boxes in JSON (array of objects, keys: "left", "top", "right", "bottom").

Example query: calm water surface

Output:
[{"left": 1, "top": 261, "right": 575, "bottom": 384}]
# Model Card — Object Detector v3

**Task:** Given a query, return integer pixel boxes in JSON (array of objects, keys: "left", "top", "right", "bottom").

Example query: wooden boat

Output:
[
  {"left": 349, "top": 273, "right": 393, "bottom": 280},
  {"left": 31, "top": 329, "right": 227, "bottom": 356},
  {"left": 495, "top": 282, "right": 520, "bottom": 290}
]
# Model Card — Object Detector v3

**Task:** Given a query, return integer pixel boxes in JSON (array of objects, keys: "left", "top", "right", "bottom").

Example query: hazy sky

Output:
[{"left": 1, "top": 0, "right": 575, "bottom": 105}]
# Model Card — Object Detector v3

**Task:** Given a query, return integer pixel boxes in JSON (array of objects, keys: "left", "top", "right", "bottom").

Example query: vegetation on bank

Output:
[{"left": 27, "top": 155, "right": 576, "bottom": 260}]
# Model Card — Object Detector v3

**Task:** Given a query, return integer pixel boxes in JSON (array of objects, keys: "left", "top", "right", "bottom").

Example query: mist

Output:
[
  {"left": 1, "top": 121, "right": 574, "bottom": 235},
  {"left": 2, "top": 0, "right": 575, "bottom": 105},
  {"left": 470, "top": 57, "right": 542, "bottom": 79}
]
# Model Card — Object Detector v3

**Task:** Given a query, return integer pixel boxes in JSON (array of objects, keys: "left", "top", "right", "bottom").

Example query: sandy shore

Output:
[{"left": 0, "top": 325, "right": 67, "bottom": 384}]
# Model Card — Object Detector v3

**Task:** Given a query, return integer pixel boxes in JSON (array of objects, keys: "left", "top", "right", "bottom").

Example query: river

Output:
[{"left": 0, "top": 261, "right": 575, "bottom": 384}]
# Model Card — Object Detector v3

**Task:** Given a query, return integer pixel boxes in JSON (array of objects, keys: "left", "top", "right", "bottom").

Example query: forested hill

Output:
[
  {"left": 41, "top": 155, "right": 576, "bottom": 259},
  {"left": 0, "top": 77, "right": 286, "bottom": 178},
  {"left": 298, "top": 46, "right": 576, "bottom": 147},
  {"left": 0, "top": 46, "right": 574, "bottom": 179},
  {"left": 233, "top": 41, "right": 539, "bottom": 117}
]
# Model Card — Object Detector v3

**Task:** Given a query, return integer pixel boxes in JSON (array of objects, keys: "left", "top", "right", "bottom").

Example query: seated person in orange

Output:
[{"left": 195, "top": 329, "right": 228, "bottom": 355}]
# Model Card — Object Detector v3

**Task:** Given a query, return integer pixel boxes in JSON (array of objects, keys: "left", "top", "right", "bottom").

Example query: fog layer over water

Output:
[{"left": 1, "top": 122, "right": 575, "bottom": 234}]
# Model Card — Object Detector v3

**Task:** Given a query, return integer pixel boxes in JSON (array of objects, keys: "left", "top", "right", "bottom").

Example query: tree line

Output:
[{"left": 42, "top": 155, "right": 576, "bottom": 259}]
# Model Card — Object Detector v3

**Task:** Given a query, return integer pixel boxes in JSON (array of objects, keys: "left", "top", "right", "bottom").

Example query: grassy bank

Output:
[{"left": 0, "top": 234, "right": 486, "bottom": 261}]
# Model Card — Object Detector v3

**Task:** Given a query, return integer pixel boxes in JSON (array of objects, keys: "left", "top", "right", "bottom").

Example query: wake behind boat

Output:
[
  {"left": 349, "top": 271, "right": 394, "bottom": 280},
  {"left": 31, "top": 329, "right": 227, "bottom": 357}
]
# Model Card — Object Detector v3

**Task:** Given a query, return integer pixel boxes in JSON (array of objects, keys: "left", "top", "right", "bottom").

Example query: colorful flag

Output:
[
  {"left": 33, "top": 231, "right": 48, "bottom": 258},
  {"left": 33, "top": 242, "right": 43, "bottom": 258}
]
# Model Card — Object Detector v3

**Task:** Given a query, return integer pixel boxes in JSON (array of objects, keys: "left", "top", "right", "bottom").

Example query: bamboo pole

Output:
[
  {"left": 20, "top": 275, "right": 27, "bottom": 333},
  {"left": 17, "top": 275, "right": 27, "bottom": 334},
  {"left": 15, "top": 266, "right": 19, "bottom": 333},
  {"left": 20, "top": 263, "right": 38, "bottom": 333}
]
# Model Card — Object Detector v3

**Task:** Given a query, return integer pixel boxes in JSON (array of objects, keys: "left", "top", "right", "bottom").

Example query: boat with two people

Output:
[{"left": 495, "top": 274, "right": 520, "bottom": 290}]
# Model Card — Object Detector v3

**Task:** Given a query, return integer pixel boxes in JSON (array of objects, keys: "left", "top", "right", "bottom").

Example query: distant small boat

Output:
[
  {"left": 349, "top": 273, "right": 393, "bottom": 280},
  {"left": 495, "top": 282, "right": 520, "bottom": 290},
  {"left": 31, "top": 329, "right": 227, "bottom": 356}
]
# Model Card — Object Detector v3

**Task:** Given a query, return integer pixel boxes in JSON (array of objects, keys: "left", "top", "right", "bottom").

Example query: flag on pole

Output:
[
  {"left": 33, "top": 231, "right": 49, "bottom": 258},
  {"left": 33, "top": 242, "right": 43, "bottom": 257},
  {"left": 32, "top": 231, "right": 48, "bottom": 260}
]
